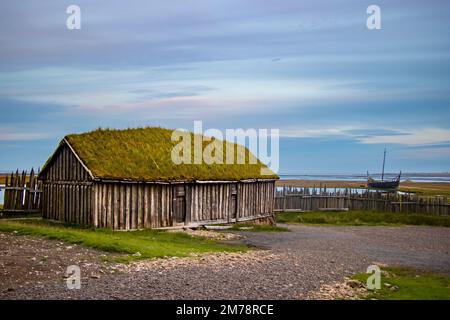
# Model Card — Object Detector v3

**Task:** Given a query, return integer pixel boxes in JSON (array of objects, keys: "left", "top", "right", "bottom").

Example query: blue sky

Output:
[{"left": 0, "top": 0, "right": 449, "bottom": 174}]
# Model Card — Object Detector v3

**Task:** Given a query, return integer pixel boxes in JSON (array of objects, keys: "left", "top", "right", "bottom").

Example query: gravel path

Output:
[
  {"left": 241, "top": 224, "right": 450, "bottom": 275},
  {"left": 1, "top": 225, "right": 449, "bottom": 299}
]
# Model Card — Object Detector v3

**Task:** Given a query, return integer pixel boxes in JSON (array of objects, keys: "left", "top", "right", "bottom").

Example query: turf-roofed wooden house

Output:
[{"left": 38, "top": 128, "right": 278, "bottom": 230}]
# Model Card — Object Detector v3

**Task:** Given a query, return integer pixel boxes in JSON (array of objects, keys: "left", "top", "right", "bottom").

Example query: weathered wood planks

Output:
[
  {"left": 274, "top": 186, "right": 449, "bottom": 216},
  {"left": 2, "top": 169, "right": 42, "bottom": 214}
]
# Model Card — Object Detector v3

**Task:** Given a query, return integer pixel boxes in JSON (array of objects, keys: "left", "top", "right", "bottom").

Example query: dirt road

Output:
[{"left": 1, "top": 225, "right": 449, "bottom": 299}]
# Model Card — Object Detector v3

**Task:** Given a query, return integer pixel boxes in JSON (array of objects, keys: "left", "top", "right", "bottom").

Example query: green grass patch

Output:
[
  {"left": 353, "top": 267, "right": 450, "bottom": 300},
  {"left": 228, "top": 223, "right": 290, "bottom": 232},
  {"left": 276, "top": 210, "right": 450, "bottom": 227},
  {"left": 399, "top": 187, "right": 450, "bottom": 202},
  {"left": 0, "top": 219, "right": 247, "bottom": 262}
]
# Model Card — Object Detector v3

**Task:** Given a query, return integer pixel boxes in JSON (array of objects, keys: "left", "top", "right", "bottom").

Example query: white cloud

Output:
[
  {"left": 2, "top": 54, "right": 433, "bottom": 118},
  {"left": 0, "top": 63, "right": 376, "bottom": 120},
  {"left": 280, "top": 126, "right": 450, "bottom": 147},
  {"left": 357, "top": 128, "right": 450, "bottom": 146},
  {"left": 0, "top": 131, "right": 49, "bottom": 141},
  {"left": 280, "top": 126, "right": 359, "bottom": 138}
]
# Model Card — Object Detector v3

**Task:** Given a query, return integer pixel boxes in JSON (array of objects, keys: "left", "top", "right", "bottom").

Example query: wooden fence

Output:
[
  {"left": 1, "top": 169, "right": 42, "bottom": 213},
  {"left": 275, "top": 186, "right": 450, "bottom": 216}
]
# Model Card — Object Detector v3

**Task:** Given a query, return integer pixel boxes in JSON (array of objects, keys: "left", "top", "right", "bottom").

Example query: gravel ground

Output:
[{"left": 1, "top": 224, "right": 449, "bottom": 299}]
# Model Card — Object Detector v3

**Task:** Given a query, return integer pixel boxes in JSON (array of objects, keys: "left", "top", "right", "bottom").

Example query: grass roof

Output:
[{"left": 62, "top": 127, "right": 278, "bottom": 181}]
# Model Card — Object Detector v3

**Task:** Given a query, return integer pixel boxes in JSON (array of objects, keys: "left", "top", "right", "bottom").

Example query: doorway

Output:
[{"left": 172, "top": 185, "right": 186, "bottom": 225}]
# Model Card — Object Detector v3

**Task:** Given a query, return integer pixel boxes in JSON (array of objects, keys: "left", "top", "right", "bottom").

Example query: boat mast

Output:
[{"left": 381, "top": 146, "right": 386, "bottom": 181}]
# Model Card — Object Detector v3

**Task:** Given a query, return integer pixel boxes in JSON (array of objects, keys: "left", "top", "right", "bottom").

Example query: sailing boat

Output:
[{"left": 367, "top": 147, "right": 401, "bottom": 190}]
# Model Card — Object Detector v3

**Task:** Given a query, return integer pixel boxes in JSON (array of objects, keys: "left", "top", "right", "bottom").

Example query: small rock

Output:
[
  {"left": 132, "top": 252, "right": 142, "bottom": 257},
  {"left": 346, "top": 280, "right": 362, "bottom": 289},
  {"left": 390, "top": 285, "right": 399, "bottom": 291}
]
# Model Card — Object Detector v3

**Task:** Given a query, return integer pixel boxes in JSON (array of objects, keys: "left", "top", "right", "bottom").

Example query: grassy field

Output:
[
  {"left": 399, "top": 184, "right": 450, "bottom": 198},
  {"left": 276, "top": 210, "right": 450, "bottom": 227},
  {"left": 353, "top": 267, "right": 450, "bottom": 300},
  {"left": 0, "top": 219, "right": 247, "bottom": 262}
]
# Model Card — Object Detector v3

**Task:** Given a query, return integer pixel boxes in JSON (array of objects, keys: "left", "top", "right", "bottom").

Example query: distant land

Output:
[{"left": 278, "top": 172, "right": 450, "bottom": 183}]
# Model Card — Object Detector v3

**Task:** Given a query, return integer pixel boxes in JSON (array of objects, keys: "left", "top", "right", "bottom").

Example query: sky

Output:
[{"left": 0, "top": 0, "right": 449, "bottom": 175}]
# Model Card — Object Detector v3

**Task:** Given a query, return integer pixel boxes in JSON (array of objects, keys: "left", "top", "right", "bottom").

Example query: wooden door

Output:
[
  {"left": 230, "top": 184, "right": 237, "bottom": 219},
  {"left": 173, "top": 185, "right": 186, "bottom": 224}
]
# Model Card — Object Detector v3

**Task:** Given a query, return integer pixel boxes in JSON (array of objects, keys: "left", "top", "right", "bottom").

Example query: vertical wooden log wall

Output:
[
  {"left": 92, "top": 183, "right": 173, "bottom": 230},
  {"left": 187, "top": 181, "right": 275, "bottom": 224},
  {"left": 40, "top": 144, "right": 92, "bottom": 225}
]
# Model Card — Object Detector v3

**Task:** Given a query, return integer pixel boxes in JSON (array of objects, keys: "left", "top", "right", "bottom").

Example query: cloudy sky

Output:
[{"left": 0, "top": 0, "right": 449, "bottom": 174}]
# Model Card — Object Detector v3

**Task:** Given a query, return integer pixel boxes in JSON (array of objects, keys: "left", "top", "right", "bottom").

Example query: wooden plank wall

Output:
[
  {"left": 189, "top": 181, "right": 275, "bottom": 223},
  {"left": 41, "top": 143, "right": 92, "bottom": 224},
  {"left": 92, "top": 183, "right": 172, "bottom": 230},
  {"left": 188, "top": 183, "right": 233, "bottom": 223},
  {"left": 42, "top": 183, "right": 92, "bottom": 224},
  {"left": 237, "top": 181, "right": 275, "bottom": 220},
  {"left": 274, "top": 186, "right": 450, "bottom": 216},
  {"left": 40, "top": 144, "right": 90, "bottom": 182},
  {"left": 92, "top": 181, "right": 276, "bottom": 230}
]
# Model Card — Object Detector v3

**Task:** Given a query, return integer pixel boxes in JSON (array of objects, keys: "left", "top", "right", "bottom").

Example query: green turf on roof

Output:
[{"left": 63, "top": 127, "right": 278, "bottom": 181}]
